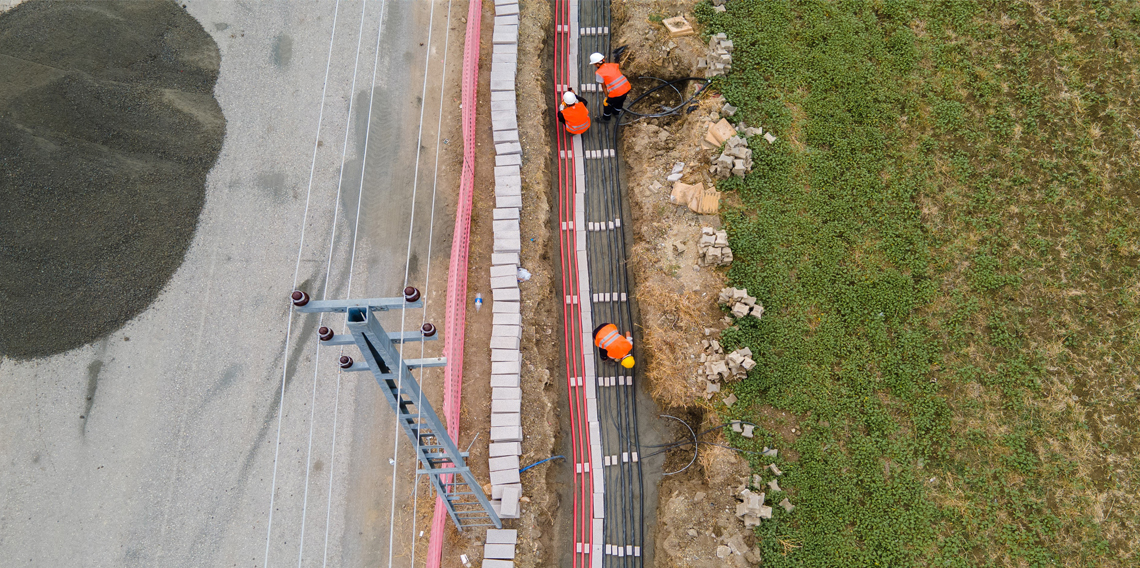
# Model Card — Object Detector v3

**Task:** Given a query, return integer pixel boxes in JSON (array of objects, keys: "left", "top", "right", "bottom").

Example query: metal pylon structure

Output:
[{"left": 291, "top": 288, "right": 501, "bottom": 530}]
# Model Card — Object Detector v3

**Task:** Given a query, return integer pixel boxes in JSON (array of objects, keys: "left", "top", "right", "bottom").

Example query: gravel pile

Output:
[{"left": 0, "top": 0, "right": 224, "bottom": 358}]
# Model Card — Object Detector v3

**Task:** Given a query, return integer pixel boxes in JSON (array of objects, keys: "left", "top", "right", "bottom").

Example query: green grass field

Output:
[{"left": 698, "top": 0, "right": 1140, "bottom": 565}]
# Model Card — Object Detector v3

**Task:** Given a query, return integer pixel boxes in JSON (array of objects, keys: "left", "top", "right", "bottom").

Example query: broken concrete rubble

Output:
[
  {"left": 703, "top": 33, "right": 734, "bottom": 78},
  {"left": 718, "top": 286, "right": 765, "bottom": 319},
  {"left": 697, "top": 330, "right": 757, "bottom": 398},
  {"left": 698, "top": 226, "right": 732, "bottom": 266},
  {"left": 710, "top": 135, "right": 754, "bottom": 179}
]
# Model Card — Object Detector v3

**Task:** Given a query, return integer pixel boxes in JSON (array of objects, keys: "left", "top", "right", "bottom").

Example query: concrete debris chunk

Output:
[
  {"left": 704, "top": 34, "right": 734, "bottom": 77},
  {"left": 662, "top": 15, "right": 695, "bottom": 37},
  {"left": 767, "top": 479, "right": 781, "bottom": 493},
  {"left": 722, "top": 102, "right": 738, "bottom": 116},
  {"left": 768, "top": 463, "right": 782, "bottom": 476},
  {"left": 780, "top": 498, "right": 795, "bottom": 513},
  {"left": 723, "top": 393, "right": 737, "bottom": 407},
  {"left": 762, "top": 447, "right": 778, "bottom": 457},
  {"left": 741, "top": 424, "right": 754, "bottom": 438},
  {"left": 698, "top": 227, "right": 732, "bottom": 266},
  {"left": 732, "top": 420, "right": 742, "bottom": 433},
  {"left": 758, "top": 505, "right": 773, "bottom": 519}
]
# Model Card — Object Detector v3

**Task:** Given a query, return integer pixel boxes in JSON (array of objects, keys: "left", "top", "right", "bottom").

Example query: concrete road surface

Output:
[{"left": 0, "top": 0, "right": 462, "bottom": 565}]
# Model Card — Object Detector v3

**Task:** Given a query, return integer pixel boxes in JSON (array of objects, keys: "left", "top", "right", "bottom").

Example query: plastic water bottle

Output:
[{"left": 474, "top": 293, "right": 483, "bottom": 312}]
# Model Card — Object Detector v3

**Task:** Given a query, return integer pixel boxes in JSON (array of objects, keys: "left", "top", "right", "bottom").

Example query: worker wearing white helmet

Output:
[
  {"left": 590, "top": 52, "right": 630, "bottom": 121},
  {"left": 557, "top": 88, "right": 591, "bottom": 134}
]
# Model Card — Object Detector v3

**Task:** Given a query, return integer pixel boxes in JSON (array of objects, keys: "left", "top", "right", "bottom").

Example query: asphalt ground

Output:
[{"left": 0, "top": 0, "right": 461, "bottom": 566}]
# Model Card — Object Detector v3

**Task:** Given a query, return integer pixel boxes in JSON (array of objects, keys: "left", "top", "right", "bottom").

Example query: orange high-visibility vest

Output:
[
  {"left": 594, "top": 323, "right": 632, "bottom": 359},
  {"left": 562, "top": 102, "right": 591, "bottom": 134},
  {"left": 595, "top": 63, "right": 631, "bottom": 97}
]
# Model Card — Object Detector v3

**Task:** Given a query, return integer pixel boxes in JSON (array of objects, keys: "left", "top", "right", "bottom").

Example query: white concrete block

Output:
[
  {"left": 492, "top": 387, "right": 522, "bottom": 400},
  {"left": 492, "top": 42, "right": 518, "bottom": 54},
  {"left": 495, "top": 3, "right": 519, "bottom": 16},
  {"left": 492, "top": 398, "right": 521, "bottom": 413},
  {"left": 491, "top": 300, "right": 520, "bottom": 314},
  {"left": 492, "top": 252, "right": 520, "bottom": 265},
  {"left": 484, "top": 543, "right": 516, "bottom": 560},
  {"left": 500, "top": 486, "right": 521, "bottom": 517},
  {"left": 495, "top": 195, "right": 523, "bottom": 209},
  {"left": 492, "top": 27, "right": 518, "bottom": 45},
  {"left": 492, "top": 325, "right": 521, "bottom": 338},
  {"left": 490, "top": 349, "right": 519, "bottom": 362},
  {"left": 492, "top": 128, "right": 519, "bottom": 142},
  {"left": 488, "top": 455, "right": 520, "bottom": 472},
  {"left": 491, "top": 112, "right": 519, "bottom": 131},
  {"left": 493, "top": 206, "right": 521, "bottom": 221},
  {"left": 495, "top": 165, "right": 521, "bottom": 177},
  {"left": 492, "top": 51, "right": 518, "bottom": 64},
  {"left": 482, "top": 559, "right": 514, "bottom": 568},
  {"left": 488, "top": 443, "right": 521, "bottom": 458},
  {"left": 491, "top": 90, "right": 516, "bottom": 102},
  {"left": 493, "top": 234, "right": 521, "bottom": 252},
  {"left": 490, "top": 264, "right": 517, "bottom": 278},
  {"left": 491, "top": 483, "right": 521, "bottom": 500},
  {"left": 490, "top": 79, "right": 514, "bottom": 92},
  {"left": 492, "top": 313, "right": 521, "bottom": 327},
  {"left": 490, "top": 412, "right": 521, "bottom": 428},
  {"left": 496, "top": 142, "right": 522, "bottom": 155},
  {"left": 495, "top": 154, "right": 522, "bottom": 167},
  {"left": 489, "top": 425, "right": 523, "bottom": 443},
  {"left": 490, "top": 63, "right": 516, "bottom": 78},
  {"left": 490, "top": 334, "right": 520, "bottom": 350},
  {"left": 494, "top": 15, "right": 519, "bottom": 26},
  {"left": 486, "top": 528, "right": 518, "bottom": 544},
  {"left": 494, "top": 221, "right": 522, "bottom": 233},
  {"left": 490, "top": 275, "right": 517, "bottom": 289},
  {"left": 490, "top": 374, "right": 520, "bottom": 388}
]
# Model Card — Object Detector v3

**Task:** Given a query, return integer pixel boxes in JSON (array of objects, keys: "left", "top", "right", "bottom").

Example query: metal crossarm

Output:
[{"left": 294, "top": 291, "right": 501, "bottom": 531}]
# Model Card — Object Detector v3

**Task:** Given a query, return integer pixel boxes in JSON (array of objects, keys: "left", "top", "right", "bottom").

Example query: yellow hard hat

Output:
[{"left": 621, "top": 356, "right": 635, "bottom": 369}]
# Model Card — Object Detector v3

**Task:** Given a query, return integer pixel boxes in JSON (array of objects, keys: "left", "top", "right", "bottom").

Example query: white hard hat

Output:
[
  {"left": 589, "top": 52, "right": 605, "bottom": 65},
  {"left": 562, "top": 91, "right": 578, "bottom": 105}
]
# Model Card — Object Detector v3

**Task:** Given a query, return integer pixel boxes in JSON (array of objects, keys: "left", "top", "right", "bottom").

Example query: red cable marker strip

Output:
[{"left": 426, "top": 0, "right": 482, "bottom": 566}]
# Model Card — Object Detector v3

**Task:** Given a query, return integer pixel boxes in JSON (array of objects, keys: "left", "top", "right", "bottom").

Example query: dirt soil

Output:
[
  {"left": 441, "top": 1, "right": 562, "bottom": 567},
  {"left": 0, "top": 0, "right": 224, "bottom": 359},
  {"left": 609, "top": 1, "right": 772, "bottom": 566}
]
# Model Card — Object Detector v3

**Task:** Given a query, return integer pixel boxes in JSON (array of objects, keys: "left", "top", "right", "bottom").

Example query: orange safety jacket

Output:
[
  {"left": 595, "top": 62, "right": 631, "bottom": 97},
  {"left": 561, "top": 102, "right": 591, "bottom": 134},
  {"left": 594, "top": 323, "right": 632, "bottom": 360}
]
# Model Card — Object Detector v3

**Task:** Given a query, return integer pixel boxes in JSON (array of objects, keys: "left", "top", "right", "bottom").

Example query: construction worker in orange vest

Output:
[
  {"left": 593, "top": 322, "right": 635, "bottom": 369},
  {"left": 590, "top": 52, "right": 631, "bottom": 121},
  {"left": 558, "top": 89, "right": 591, "bottom": 135}
]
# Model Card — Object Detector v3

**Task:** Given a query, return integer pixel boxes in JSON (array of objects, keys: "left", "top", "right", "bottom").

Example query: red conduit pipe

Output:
[
  {"left": 553, "top": 0, "right": 593, "bottom": 566},
  {"left": 426, "top": 0, "right": 482, "bottom": 565}
]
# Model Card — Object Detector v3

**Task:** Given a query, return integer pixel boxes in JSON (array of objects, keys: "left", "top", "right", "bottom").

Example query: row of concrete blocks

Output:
[
  {"left": 488, "top": 237, "right": 523, "bottom": 522},
  {"left": 553, "top": 24, "right": 610, "bottom": 35},
  {"left": 489, "top": 16, "right": 524, "bottom": 528},
  {"left": 586, "top": 219, "right": 622, "bottom": 230},
  {"left": 480, "top": 528, "right": 519, "bottom": 566}
]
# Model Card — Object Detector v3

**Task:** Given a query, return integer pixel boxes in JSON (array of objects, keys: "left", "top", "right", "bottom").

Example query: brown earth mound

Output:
[{"left": 0, "top": 0, "right": 224, "bottom": 358}]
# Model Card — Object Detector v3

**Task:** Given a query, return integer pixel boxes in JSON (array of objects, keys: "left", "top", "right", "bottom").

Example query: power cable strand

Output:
[
  {"left": 410, "top": 0, "right": 454, "bottom": 558},
  {"left": 386, "top": 1, "right": 438, "bottom": 565},
  {"left": 264, "top": 2, "right": 342, "bottom": 566},
  {"left": 320, "top": 0, "right": 390, "bottom": 565},
  {"left": 295, "top": 1, "right": 372, "bottom": 564}
]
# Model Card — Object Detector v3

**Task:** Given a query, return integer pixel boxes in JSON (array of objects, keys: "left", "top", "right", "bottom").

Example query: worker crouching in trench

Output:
[{"left": 593, "top": 322, "right": 635, "bottom": 369}]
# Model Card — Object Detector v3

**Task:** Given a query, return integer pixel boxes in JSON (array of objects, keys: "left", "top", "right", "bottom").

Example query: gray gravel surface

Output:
[
  {"left": 0, "top": 0, "right": 462, "bottom": 565},
  {"left": 0, "top": 0, "right": 225, "bottom": 358}
]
